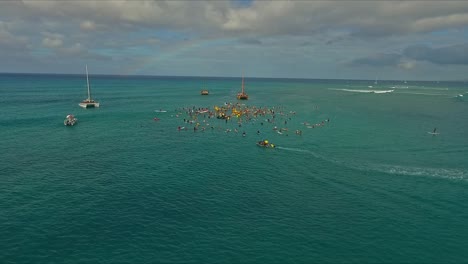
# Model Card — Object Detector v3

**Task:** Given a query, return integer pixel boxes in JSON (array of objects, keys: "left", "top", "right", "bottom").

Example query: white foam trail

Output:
[
  {"left": 277, "top": 146, "right": 468, "bottom": 181},
  {"left": 373, "top": 90, "right": 395, "bottom": 94},
  {"left": 396, "top": 91, "right": 448, "bottom": 96},
  {"left": 371, "top": 164, "right": 468, "bottom": 181},
  {"left": 330, "top": 88, "right": 394, "bottom": 94},
  {"left": 408, "top": 87, "right": 449, "bottom": 91},
  {"left": 276, "top": 147, "right": 314, "bottom": 153}
]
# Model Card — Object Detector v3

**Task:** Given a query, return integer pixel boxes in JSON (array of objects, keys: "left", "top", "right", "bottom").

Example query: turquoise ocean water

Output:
[{"left": 1, "top": 73, "right": 468, "bottom": 263}]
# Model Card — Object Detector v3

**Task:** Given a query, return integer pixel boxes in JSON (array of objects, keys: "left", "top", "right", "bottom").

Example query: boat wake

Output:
[
  {"left": 365, "top": 164, "right": 468, "bottom": 181},
  {"left": 330, "top": 88, "right": 394, "bottom": 94},
  {"left": 275, "top": 146, "right": 314, "bottom": 153},
  {"left": 396, "top": 91, "right": 449, "bottom": 96},
  {"left": 275, "top": 146, "right": 333, "bottom": 162},
  {"left": 277, "top": 146, "right": 467, "bottom": 181}
]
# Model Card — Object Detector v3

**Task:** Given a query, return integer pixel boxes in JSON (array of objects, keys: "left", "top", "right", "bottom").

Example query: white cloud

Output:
[
  {"left": 2, "top": 1, "right": 468, "bottom": 79},
  {"left": 411, "top": 13, "right": 468, "bottom": 33},
  {"left": 61, "top": 42, "right": 83, "bottom": 55},
  {"left": 41, "top": 32, "right": 64, "bottom": 48},
  {"left": 42, "top": 37, "right": 63, "bottom": 48},
  {"left": 147, "top": 38, "right": 160, "bottom": 45},
  {"left": 0, "top": 21, "right": 29, "bottom": 49},
  {"left": 13, "top": 1, "right": 468, "bottom": 39},
  {"left": 80, "top": 20, "right": 96, "bottom": 31},
  {"left": 0, "top": 21, "right": 16, "bottom": 44},
  {"left": 398, "top": 60, "right": 417, "bottom": 70}
]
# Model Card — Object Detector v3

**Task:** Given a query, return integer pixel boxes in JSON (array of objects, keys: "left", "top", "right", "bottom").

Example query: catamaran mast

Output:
[{"left": 86, "top": 65, "right": 91, "bottom": 100}]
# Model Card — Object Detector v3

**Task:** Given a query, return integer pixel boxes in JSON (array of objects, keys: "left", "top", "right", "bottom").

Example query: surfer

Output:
[{"left": 428, "top": 127, "right": 439, "bottom": 136}]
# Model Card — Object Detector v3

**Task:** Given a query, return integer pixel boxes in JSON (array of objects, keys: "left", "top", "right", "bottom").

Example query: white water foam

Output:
[
  {"left": 373, "top": 90, "right": 395, "bottom": 94},
  {"left": 330, "top": 88, "right": 394, "bottom": 94},
  {"left": 368, "top": 164, "right": 468, "bottom": 181},
  {"left": 406, "top": 87, "right": 449, "bottom": 91},
  {"left": 396, "top": 91, "right": 449, "bottom": 96},
  {"left": 276, "top": 147, "right": 315, "bottom": 154}
]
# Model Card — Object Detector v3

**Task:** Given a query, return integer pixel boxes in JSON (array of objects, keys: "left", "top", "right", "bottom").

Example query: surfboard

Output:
[{"left": 427, "top": 132, "right": 440, "bottom": 135}]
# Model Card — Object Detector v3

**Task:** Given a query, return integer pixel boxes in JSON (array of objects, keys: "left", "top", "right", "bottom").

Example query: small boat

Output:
[
  {"left": 79, "top": 65, "right": 99, "bottom": 108},
  {"left": 154, "top": 109, "right": 167, "bottom": 113},
  {"left": 64, "top": 114, "right": 77, "bottom": 126},
  {"left": 257, "top": 140, "right": 275, "bottom": 148},
  {"left": 201, "top": 90, "right": 209, "bottom": 95},
  {"left": 236, "top": 75, "right": 248, "bottom": 100}
]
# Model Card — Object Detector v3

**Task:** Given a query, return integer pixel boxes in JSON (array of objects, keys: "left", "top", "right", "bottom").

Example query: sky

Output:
[{"left": 1, "top": 0, "right": 468, "bottom": 80}]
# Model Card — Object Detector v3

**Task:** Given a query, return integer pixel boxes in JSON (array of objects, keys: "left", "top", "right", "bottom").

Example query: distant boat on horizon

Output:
[
  {"left": 236, "top": 75, "right": 248, "bottom": 100},
  {"left": 79, "top": 65, "right": 100, "bottom": 108},
  {"left": 201, "top": 89, "right": 209, "bottom": 95}
]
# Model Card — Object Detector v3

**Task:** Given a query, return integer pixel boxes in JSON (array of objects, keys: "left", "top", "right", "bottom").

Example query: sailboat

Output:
[
  {"left": 79, "top": 65, "right": 99, "bottom": 108},
  {"left": 236, "top": 75, "right": 248, "bottom": 100}
]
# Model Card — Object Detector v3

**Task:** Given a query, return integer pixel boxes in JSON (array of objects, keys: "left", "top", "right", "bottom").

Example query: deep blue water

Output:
[{"left": 1, "top": 73, "right": 468, "bottom": 263}]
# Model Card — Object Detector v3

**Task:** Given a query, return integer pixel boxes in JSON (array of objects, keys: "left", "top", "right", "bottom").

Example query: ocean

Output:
[{"left": 1, "top": 73, "right": 468, "bottom": 263}]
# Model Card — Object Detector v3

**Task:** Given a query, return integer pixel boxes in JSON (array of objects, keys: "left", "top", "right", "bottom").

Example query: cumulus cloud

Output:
[
  {"left": 42, "top": 42, "right": 112, "bottom": 62},
  {"left": 42, "top": 37, "right": 63, "bottom": 48},
  {"left": 60, "top": 42, "right": 84, "bottom": 55},
  {"left": 80, "top": 20, "right": 96, "bottom": 31},
  {"left": 350, "top": 42, "right": 468, "bottom": 69},
  {"left": 41, "top": 32, "right": 63, "bottom": 48},
  {"left": 349, "top": 53, "right": 402, "bottom": 67},
  {"left": 3, "top": 0, "right": 468, "bottom": 79},
  {"left": 146, "top": 38, "right": 160, "bottom": 45},
  {"left": 15, "top": 1, "right": 468, "bottom": 38},
  {"left": 398, "top": 60, "right": 417, "bottom": 70},
  {"left": 0, "top": 21, "right": 29, "bottom": 48},
  {"left": 404, "top": 43, "right": 468, "bottom": 65},
  {"left": 238, "top": 37, "right": 262, "bottom": 45}
]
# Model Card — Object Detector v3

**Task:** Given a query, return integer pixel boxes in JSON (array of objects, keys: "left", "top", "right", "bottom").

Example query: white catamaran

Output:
[{"left": 79, "top": 65, "right": 99, "bottom": 108}]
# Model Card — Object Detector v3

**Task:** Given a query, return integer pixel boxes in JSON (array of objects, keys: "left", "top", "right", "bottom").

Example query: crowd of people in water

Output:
[{"left": 152, "top": 101, "right": 331, "bottom": 141}]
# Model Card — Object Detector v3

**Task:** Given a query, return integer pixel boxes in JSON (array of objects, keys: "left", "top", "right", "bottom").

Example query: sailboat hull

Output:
[{"left": 79, "top": 102, "right": 100, "bottom": 108}]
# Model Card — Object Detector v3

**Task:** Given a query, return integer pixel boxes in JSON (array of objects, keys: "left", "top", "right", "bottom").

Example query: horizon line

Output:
[{"left": 0, "top": 72, "right": 466, "bottom": 83}]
